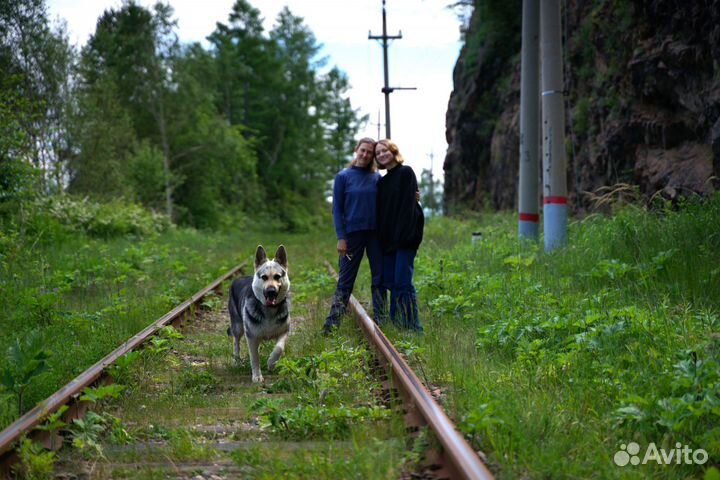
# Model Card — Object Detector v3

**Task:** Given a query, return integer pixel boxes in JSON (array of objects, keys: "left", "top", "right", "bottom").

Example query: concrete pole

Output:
[
  {"left": 540, "top": 0, "right": 568, "bottom": 250},
  {"left": 519, "top": 0, "right": 540, "bottom": 240}
]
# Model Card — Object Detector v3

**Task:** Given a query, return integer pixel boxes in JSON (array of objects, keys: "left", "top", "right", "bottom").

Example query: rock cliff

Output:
[{"left": 444, "top": 0, "right": 720, "bottom": 214}]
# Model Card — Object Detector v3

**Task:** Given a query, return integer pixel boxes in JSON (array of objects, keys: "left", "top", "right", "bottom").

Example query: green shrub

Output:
[
  {"left": 11, "top": 437, "right": 56, "bottom": 480},
  {"left": 33, "top": 195, "right": 171, "bottom": 238}
]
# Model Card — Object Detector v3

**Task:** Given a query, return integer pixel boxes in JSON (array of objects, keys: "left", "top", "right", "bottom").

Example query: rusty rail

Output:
[
  {"left": 0, "top": 262, "right": 246, "bottom": 471},
  {"left": 325, "top": 263, "right": 494, "bottom": 480}
]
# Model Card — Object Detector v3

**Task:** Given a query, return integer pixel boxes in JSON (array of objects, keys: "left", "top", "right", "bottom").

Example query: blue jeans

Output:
[
  {"left": 382, "top": 249, "right": 422, "bottom": 331},
  {"left": 324, "top": 230, "right": 387, "bottom": 328}
]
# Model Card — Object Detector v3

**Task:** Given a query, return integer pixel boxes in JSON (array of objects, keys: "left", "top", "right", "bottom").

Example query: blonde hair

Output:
[
  {"left": 349, "top": 137, "right": 377, "bottom": 171},
  {"left": 376, "top": 139, "right": 404, "bottom": 165}
]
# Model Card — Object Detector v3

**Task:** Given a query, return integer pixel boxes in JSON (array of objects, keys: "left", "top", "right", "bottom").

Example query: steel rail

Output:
[
  {"left": 324, "top": 263, "right": 494, "bottom": 480},
  {"left": 347, "top": 296, "right": 494, "bottom": 480},
  {"left": 0, "top": 262, "right": 246, "bottom": 468}
]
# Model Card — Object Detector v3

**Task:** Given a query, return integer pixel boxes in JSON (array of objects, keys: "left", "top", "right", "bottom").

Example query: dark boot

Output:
[
  {"left": 371, "top": 286, "right": 388, "bottom": 325},
  {"left": 322, "top": 291, "right": 349, "bottom": 334},
  {"left": 396, "top": 292, "right": 422, "bottom": 332}
]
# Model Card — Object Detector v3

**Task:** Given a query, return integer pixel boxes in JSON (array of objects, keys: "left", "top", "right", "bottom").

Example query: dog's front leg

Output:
[
  {"left": 233, "top": 334, "right": 242, "bottom": 365},
  {"left": 246, "top": 336, "right": 264, "bottom": 383},
  {"left": 267, "top": 333, "right": 288, "bottom": 372}
]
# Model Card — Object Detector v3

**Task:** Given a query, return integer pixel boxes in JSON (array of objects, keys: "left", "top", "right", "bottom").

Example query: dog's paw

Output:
[
  {"left": 252, "top": 374, "right": 264, "bottom": 383},
  {"left": 233, "top": 356, "right": 242, "bottom": 366}
]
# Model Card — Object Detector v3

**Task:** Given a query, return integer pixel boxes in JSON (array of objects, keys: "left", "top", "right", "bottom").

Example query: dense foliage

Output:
[
  {"left": 1, "top": 0, "right": 363, "bottom": 231},
  {"left": 1, "top": 175, "right": 719, "bottom": 477},
  {"left": 404, "top": 194, "right": 720, "bottom": 478}
]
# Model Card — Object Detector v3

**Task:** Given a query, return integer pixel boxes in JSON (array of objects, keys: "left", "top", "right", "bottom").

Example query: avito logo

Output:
[{"left": 614, "top": 442, "right": 708, "bottom": 466}]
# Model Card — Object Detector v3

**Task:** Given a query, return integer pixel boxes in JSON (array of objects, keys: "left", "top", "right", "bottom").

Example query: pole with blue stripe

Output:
[{"left": 540, "top": 0, "right": 568, "bottom": 250}]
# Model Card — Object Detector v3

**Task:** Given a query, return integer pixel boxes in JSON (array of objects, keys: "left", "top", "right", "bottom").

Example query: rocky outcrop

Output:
[{"left": 444, "top": 0, "right": 720, "bottom": 214}]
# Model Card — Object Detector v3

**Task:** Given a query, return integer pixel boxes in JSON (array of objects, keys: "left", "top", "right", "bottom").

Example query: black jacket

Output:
[{"left": 376, "top": 164, "right": 424, "bottom": 254}]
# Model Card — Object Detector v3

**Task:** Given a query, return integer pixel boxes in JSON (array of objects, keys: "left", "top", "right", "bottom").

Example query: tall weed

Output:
[{"left": 404, "top": 194, "right": 720, "bottom": 478}]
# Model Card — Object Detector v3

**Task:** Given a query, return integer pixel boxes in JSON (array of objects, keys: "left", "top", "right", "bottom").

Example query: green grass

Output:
[
  {"left": 0, "top": 207, "right": 334, "bottom": 428},
  {"left": 0, "top": 228, "right": 254, "bottom": 427},
  {"left": 3, "top": 194, "right": 720, "bottom": 478},
  {"left": 47, "top": 231, "right": 409, "bottom": 478},
  {"left": 388, "top": 194, "right": 720, "bottom": 479}
]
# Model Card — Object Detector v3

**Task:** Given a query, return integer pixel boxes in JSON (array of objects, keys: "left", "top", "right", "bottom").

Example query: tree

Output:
[
  {"left": 77, "top": 1, "right": 180, "bottom": 218},
  {"left": 208, "top": 0, "right": 283, "bottom": 149},
  {"left": 315, "top": 67, "right": 367, "bottom": 176},
  {"left": 261, "top": 7, "right": 365, "bottom": 229},
  {"left": 0, "top": 0, "right": 74, "bottom": 192},
  {"left": 0, "top": 75, "right": 39, "bottom": 211},
  {"left": 419, "top": 168, "right": 443, "bottom": 217},
  {"left": 209, "top": 2, "right": 358, "bottom": 230},
  {"left": 67, "top": 75, "right": 138, "bottom": 200},
  {"left": 74, "top": 1, "right": 265, "bottom": 228},
  {"left": 165, "top": 43, "right": 260, "bottom": 228}
]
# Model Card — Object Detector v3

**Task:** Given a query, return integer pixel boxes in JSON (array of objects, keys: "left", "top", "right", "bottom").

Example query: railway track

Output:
[
  {"left": 0, "top": 263, "right": 246, "bottom": 477},
  {"left": 0, "top": 261, "right": 493, "bottom": 479}
]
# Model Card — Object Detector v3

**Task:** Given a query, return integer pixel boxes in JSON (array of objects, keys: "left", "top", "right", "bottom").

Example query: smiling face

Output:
[
  {"left": 374, "top": 142, "right": 398, "bottom": 170},
  {"left": 354, "top": 141, "right": 375, "bottom": 168}
]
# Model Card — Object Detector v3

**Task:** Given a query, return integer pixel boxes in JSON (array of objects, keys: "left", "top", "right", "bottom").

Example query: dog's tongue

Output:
[{"left": 266, "top": 298, "right": 277, "bottom": 306}]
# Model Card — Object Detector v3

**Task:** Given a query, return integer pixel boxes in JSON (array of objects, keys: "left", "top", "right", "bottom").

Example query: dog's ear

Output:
[
  {"left": 255, "top": 245, "right": 267, "bottom": 269},
  {"left": 274, "top": 245, "right": 288, "bottom": 270}
]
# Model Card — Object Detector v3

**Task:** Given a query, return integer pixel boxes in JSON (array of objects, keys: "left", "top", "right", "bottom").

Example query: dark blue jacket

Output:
[{"left": 332, "top": 166, "right": 380, "bottom": 239}]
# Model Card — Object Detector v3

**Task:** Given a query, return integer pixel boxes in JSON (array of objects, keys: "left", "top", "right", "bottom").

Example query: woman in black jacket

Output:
[{"left": 374, "top": 139, "right": 424, "bottom": 331}]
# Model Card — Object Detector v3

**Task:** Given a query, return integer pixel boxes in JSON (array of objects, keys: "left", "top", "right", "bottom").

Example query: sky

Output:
[{"left": 45, "top": 0, "right": 466, "bottom": 182}]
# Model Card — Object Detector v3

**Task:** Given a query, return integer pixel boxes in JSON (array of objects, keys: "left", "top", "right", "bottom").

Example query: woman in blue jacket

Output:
[
  {"left": 322, "top": 137, "right": 386, "bottom": 334},
  {"left": 374, "top": 139, "right": 424, "bottom": 332}
]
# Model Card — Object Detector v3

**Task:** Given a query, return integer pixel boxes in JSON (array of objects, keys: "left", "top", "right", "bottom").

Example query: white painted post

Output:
[
  {"left": 540, "top": 0, "right": 568, "bottom": 250},
  {"left": 519, "top": 0, "right": 540, "bottom": 240}
]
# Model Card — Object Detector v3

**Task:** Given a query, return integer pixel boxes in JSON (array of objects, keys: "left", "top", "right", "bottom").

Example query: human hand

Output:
[{"left": 337, "top": 239, "right": 348, "bottom": 257}]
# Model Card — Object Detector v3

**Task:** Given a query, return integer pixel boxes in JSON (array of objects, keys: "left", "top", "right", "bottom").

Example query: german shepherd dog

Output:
[{"left": 228, "top": 245, "right": 290, "bottom": 382}]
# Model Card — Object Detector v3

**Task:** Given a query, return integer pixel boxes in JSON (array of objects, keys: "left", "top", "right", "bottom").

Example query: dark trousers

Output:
[
  {"left": 382, "top": 249, "right": 422, "bottom": 331},
  {"left": 324, "top": 230, "right": 387, "bottom": 328}
]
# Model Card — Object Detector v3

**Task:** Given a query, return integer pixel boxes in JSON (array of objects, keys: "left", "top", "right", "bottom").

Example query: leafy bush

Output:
[
  {"left": 33, "top": 195, "right": 171, "bottom": 238},
  {"left": 11, "top": 437, "right": 57, "bottom": 480}
]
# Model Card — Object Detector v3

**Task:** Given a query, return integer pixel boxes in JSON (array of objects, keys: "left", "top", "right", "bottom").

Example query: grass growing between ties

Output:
[
  {"left": 8, "top": 221, "right": 410, "bottom": 478},
  {"left": 0, "top": 222, "right": 258, "bottom": 430},
  {"left": 393, "top": 194, "right": 720, "bottom": 479},
  {"left": 0, "top": 194, "right": 339, "bottom": 430}
]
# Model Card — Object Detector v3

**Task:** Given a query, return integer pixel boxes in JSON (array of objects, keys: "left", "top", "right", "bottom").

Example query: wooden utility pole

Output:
[
  {"left": 519, "top": 0, "right": 540, "bottom": 241},
  {"left": 370, "top": 110, "right": 383, "bottom": 140},
  {"left": 540, "top": 0, "right": 568, "bottom": 250},
  {"left": 369, "top": 0, "right": 415, "bottom": 139}
]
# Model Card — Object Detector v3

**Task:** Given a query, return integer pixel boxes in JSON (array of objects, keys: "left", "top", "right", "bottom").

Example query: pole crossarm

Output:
[
  {"left": 381, "top": 86, "right": 417, "bottom": 94},
  {"left": 368, "top": 33, "right": 402, "bottom": 40}
]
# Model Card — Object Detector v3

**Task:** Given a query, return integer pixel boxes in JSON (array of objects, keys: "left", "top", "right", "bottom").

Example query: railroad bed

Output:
[{"left": 0, "top": 263, "right": 492, "bottom": 479}]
